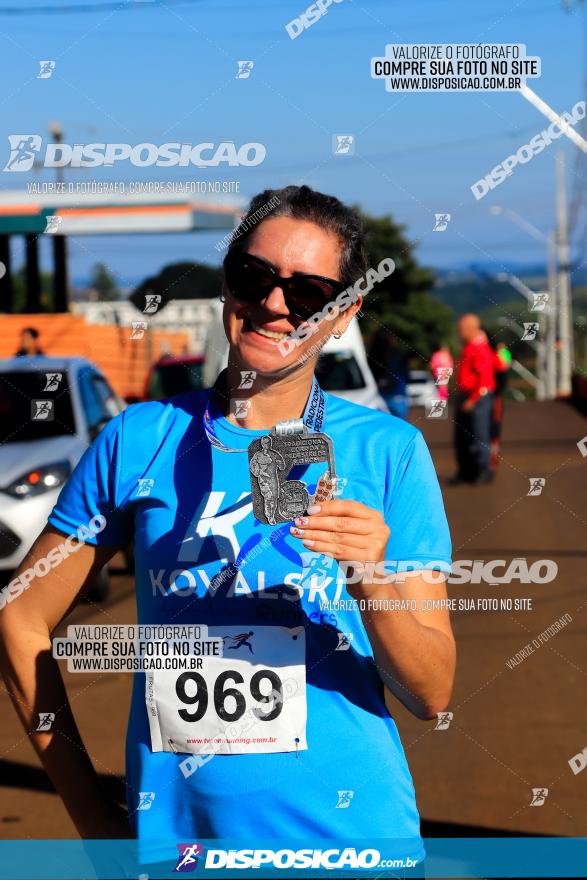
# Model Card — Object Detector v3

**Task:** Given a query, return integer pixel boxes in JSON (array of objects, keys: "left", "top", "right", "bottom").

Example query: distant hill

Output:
[
  {"left": 433, "top": 277, "right": 522, "bottom": 317},
  {"left": 433, "top": 260, "right": 587, "bottom": 320}
]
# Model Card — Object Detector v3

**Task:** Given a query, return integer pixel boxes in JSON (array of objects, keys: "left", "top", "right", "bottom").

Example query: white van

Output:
[{"left": 203, "top": 299, "right": 389, "bottom": 412}]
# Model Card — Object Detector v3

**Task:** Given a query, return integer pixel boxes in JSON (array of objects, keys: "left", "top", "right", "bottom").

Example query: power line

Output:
[{"left": 0, "top": 0, "right": 204, "bottom": 14}]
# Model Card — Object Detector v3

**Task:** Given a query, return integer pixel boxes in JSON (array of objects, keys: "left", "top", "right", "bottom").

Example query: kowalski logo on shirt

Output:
[
  {"left": 174, "top": 843, "right": 204, "bottom": 872},
  {"left": 177, "top": 491, "right": 253, "bottom": 566}
]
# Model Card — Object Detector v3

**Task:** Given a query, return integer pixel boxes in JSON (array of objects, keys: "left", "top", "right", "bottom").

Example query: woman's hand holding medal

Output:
[{"left": 290, "top": 499, "right": 390, "bottom": 598}]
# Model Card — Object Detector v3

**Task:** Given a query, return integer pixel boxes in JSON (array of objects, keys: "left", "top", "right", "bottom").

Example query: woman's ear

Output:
[{"left": 332, "top": 295, "right": 363, "bottom": 338}]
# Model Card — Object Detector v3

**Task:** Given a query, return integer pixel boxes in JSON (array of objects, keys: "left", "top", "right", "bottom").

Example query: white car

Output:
[
  {"left": 315, "top": 320, "right": 389, "bottom": 412},
  {"left": 0, "top": 357, "right": 125, "bottom": 596},
  {"left": 406, "top": 369, "right": 437, "bottom": 409}
]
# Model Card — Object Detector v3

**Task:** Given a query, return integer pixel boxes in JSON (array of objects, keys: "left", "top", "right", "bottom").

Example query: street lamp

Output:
[
  {"left": 489, "top": 205, "right": 548, "bottom": 244},
  {"left": 490, "top": 205, "right": 557, "bottom": 399}
]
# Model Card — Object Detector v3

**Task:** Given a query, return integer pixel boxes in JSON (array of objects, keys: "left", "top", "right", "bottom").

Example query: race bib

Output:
[{"left": 146, "top": 625, "right": 307, "bottom": 755}]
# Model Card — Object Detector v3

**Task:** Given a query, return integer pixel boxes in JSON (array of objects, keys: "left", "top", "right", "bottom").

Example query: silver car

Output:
[
  {"left": 0, "top": 357, "right": 125, "bottom": 597},
  {"left": 406, "top": 370, "right": 437, "bottom": 409}
]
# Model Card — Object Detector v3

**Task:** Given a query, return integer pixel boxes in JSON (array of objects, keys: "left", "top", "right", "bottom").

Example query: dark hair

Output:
[
  {"left": 21, "top": 327, "right": 39, "bottom": 339},
  {"left": 225, "top": 185, "right": 368, "bottom": 288}
]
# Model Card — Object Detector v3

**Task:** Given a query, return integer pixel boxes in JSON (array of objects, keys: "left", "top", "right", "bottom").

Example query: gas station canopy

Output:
[
  {"left": 0, "top": 190, "right": 243, "bottom": 313},
  {"left": 0, "top": 189, "right": 242, "bottom": 235}
]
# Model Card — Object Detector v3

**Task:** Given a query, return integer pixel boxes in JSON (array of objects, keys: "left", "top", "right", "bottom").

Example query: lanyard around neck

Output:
[{"left": 203, "top": 375, "right": 326, "bottom": 454}]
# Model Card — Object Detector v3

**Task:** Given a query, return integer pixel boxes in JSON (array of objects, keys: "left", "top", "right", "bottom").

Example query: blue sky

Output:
[{"left": 0, "top": 0, "right": 585, "bottom": 288}]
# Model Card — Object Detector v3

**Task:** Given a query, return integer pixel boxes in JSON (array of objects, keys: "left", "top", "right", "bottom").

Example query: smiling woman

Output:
[
  {"left": 0, "top": 185, "right": 454, "bottom": 875},
  {"left": 219, "top": 185, "right": 367, "bottom": 389}
]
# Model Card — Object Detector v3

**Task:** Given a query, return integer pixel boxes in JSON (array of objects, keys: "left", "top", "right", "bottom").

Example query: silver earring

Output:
[{"left": 219, "top": 294, "right": 226, "bottom": 303}]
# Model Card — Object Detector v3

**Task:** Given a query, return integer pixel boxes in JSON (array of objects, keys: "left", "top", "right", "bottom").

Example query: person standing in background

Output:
[
  {"left": 430, "top": 342, "right": 454, "bottom": 402},
  {"left": 15, "top": 327, "right": 44, "bottom": 357},
  {"left": 452, "top": 314, "right": 496, "bottom": 484},
  {"left": 489, "top": 340, "right": 512, "bottom": 471}
]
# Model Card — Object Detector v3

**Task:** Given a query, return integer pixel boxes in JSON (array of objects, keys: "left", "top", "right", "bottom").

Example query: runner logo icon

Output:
[
  {"left": 223, "top": 631, "right": 254, "bottom": 653},
  {"left": 336, "top": 790, "right": 354, "bottom": 808},
  {"left": 174, "top": 843, "right": 204, "bottom": 872},
  {"left": 143, "top": 294, "right": 162, "bottom": 314},
  {"left": 435, "top": 711, "right": 453, "bottom": 730},
  {"left": 236, "top": 61, "right": 254, "bottom": 79},
  {"left": 36, "top": 712, "right": 55, "bottom": 731},
  {"left": 335, "top": 632, "right": 353, "bottom": 651},
  {"left": 137, "top": 791, "right": 155, "bottom": 811},
  {"left": 31, "top": 400, "right": 54, "bottom": 421},
  {"left": 38, "top": 61, "right": 56, "bottom": 79},
  {"left": 44, "top": 372, "right": 62, "bottom": 391},
  {"left": 433, "top": 212, "right": 451, "bottom": 232},
  {"left": 530, "top": 788, "right": 548, "bottom": 806},
  {"left": 4, "top": 135, "right": 42, "bottom": 172},
  {"left": 333, "top": 134, "right": 354, "bottom": 155}
]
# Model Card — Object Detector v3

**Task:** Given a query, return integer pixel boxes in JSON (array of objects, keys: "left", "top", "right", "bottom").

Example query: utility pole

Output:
[
  {"left": 49, "top": 120, "right": 69, "bottom": 313},
  {"left": 546, "top": 231, "right": 557, "bottom": 399},
  {"left": 556, "top": 150, "right": 574, "bottom": 396},
  {"left": 490, "top": 207, "right": 555, "bottom": 399},
  {"left": 496, "top": 271, "right": 549, "bottom": 400}
]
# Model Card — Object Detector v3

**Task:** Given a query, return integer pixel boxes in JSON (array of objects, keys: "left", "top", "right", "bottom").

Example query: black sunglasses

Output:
[{"left": 223, "top": 251, "right": 344, "bottom": 321}]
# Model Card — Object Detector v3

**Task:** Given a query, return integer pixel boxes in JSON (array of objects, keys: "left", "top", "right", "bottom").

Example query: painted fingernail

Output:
[
  {"left": 302, "top": 539, "right": 315, "bottom": 547},
  {"left": 295, "top": 517, "right": 308, "bottom": 527},
  {"left": 290, "top": 526, "right": 304, "bottom": 536},
  {"left": 307, "top": 505, "right": 321, "bottom": 515}
]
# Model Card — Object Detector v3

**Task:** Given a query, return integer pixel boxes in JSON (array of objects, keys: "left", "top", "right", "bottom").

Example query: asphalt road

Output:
[{"left": 1, "top": 399, "right": 586, "bottom": 841}]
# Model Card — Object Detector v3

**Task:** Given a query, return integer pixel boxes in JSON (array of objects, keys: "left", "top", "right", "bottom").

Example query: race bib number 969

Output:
[{"left": 146, "top": 625, "right": 307, "bottom": 755}]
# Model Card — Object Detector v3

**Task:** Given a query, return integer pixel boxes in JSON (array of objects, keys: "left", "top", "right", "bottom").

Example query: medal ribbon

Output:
[{"left": 203, "top": 374, "right": 326, "bottom": 454}]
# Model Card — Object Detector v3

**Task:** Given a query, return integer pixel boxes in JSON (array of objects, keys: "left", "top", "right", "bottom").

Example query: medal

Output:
[
  {"left": 203, "top": 372, "right": 341, "bottom": 524},
  {"left": 248, "top": 418, "right": 337, "bottom": 525}
]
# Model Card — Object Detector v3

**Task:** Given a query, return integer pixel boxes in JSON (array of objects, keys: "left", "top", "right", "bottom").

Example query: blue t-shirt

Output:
[{"left": 48, "top": 383, "right": 451, "bottom": 863}]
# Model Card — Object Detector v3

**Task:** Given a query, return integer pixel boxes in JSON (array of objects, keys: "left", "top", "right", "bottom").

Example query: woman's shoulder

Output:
[
  {"left": 99, "top": 390, "right": 209, "bottom": 459},
  {"left": 323, "top": 391, "right": 420, "bottom": 449},
  {"left": 121, "top": 389, "right": 208, "bottom": 428}
]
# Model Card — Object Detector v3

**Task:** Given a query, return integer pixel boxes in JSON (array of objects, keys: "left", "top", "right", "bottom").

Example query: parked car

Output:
[
  {"left": 406, "top": 369, "right": 437, "bottom": 409},
  {"left": 143, "top": 353, "right": 205, "bottom": 400},
  {"left": 204, "top": 299, "right": 388, "bottom": 412},
  {"left": 315, "top": 321, "right": 389, "bottom": 411},
  {"left": 0, "top": 357, "right": 125, "bottom": 600}
]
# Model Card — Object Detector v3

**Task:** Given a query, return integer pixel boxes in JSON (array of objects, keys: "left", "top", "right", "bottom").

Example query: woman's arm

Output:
[
  {"left": 0, "top": 526, "right": 131, "bottom": 838},
  {"left": 290, "top": 499, "right": 456, "bottom": 720},
  {"left": 352, "top": 572, "right": 455, "bottom": 719}
]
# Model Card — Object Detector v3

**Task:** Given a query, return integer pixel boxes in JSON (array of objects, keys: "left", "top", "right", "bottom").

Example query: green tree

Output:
[
  {"left": 89, "top": 262, "right": 119, "bottom": 301},
  {"left": 130, "top": 262, "right": 223, "bottom": 312},
  {"left": 11, "top": 266, "right": 53, "bottom": 313},
  {"left": 357, "top": 210, "right": 454, "bottom": 365}
]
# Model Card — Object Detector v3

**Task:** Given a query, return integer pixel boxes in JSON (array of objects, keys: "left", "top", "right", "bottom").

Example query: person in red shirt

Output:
[{"left": 452, "top": 314, "right": 496, "bottom": 484}]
